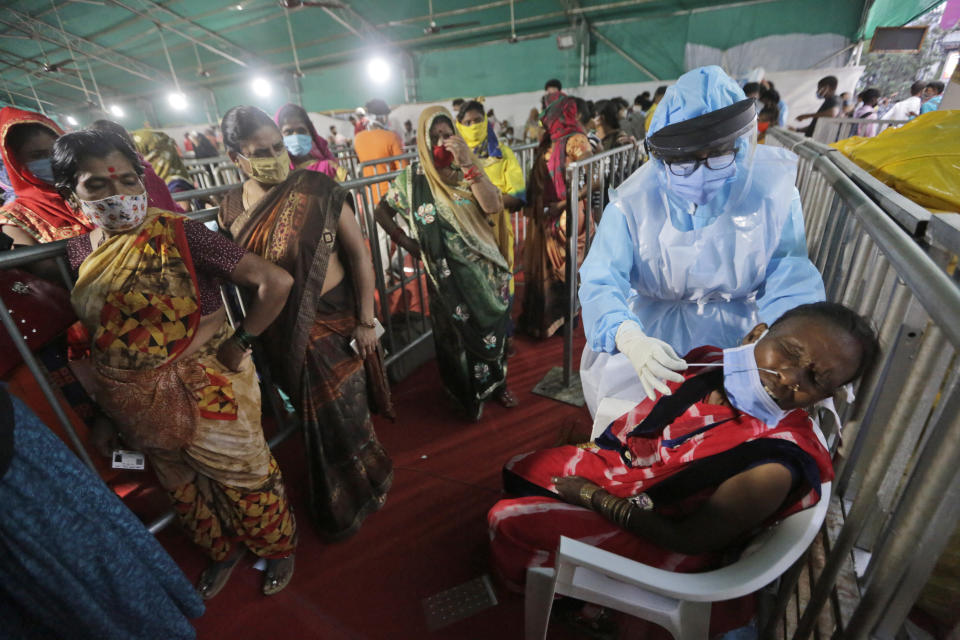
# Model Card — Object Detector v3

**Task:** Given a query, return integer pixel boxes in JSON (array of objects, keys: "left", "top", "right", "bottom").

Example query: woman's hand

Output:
[
  {"left": 543, "top": 200, "right": 566, "bottom": 223},
  {"left": 352, "top": 325, "right": 378, "bottom": 360},
  {"left": 443, "top": 135, "right": 474, "bottom": 167},
  {"left": 552, "top": 475, "right": 599, "bottom": 508},
  {"left": 397, "top": 234, "right": 422, "bottom": 259},
  {"left": 216, "top": 337, "right": 250, "bottom": 372},
  {"left": 91, "top": 414, "right": 120, "bottom": 458}
]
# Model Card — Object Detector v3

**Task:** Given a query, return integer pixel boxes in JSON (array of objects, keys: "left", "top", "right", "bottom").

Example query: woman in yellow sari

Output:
[
  {"left": 130, "top": 129, "right": 196, "bottom": 195},
  {"left": 456, "top": 100, "right": 526, "bottom": 354},
  {"left": 54, "top": 130, "right": 298, "bottom": 600}
]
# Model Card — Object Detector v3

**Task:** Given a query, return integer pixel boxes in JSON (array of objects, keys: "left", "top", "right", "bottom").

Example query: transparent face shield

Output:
[{"left": 645, "top": 99, "right": 760, "bottom": 209}]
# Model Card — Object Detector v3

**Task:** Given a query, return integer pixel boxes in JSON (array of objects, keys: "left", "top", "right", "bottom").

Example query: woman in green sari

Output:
[{"left": 375, "top": 106, "right": 518, "bottom": 420}]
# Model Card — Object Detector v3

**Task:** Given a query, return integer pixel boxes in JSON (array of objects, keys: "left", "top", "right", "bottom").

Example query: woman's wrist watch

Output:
[{"left": 232, "top": 325, "right": 256, "bottom": 350}]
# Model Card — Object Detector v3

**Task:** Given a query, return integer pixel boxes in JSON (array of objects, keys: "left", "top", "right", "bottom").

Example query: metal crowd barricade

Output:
[
  {"left": 336, "top": 149, "right": 359, "bottom": 180},
  {"left": 183, "top": 155, "right": 242, "bottom": 189},
  {"left": 1, "top": 140, "right": 566, "bottom": 532},
  {"left": 810, "top": 117, "right": 909, "bottom": 144},
  {"left": 757, "top": 126, "right": 960, "bottom": 639},
  {"left": 534, "top": 143, "right": 646, "bottom": 401}
]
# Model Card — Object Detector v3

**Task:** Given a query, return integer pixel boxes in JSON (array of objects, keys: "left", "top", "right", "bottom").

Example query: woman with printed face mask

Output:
[
  {"left": 275, "top": 103, "right": 343, "bottom": 180},
  {"left": 489, "top": 301, "right": 878, "bottom": 635},
  {"left": 56, "top": 130, "right": 299, "bottom": 600},
  {"left": 218, "top": 106, "right": 394, "bottom": 541},
  {"left": 374, "top": 106, "right": 518, "bottom": 419},
  {"left": 0, "top": 107, "right": 91, "bottom": 246},
  {"left": 579, "top": 66, "right": 825, "bottom": 417}
]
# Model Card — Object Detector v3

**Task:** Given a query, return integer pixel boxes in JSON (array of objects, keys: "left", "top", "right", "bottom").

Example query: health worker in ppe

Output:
[{"left": 578, "top": 66, "right": 825, "bottom": 417}]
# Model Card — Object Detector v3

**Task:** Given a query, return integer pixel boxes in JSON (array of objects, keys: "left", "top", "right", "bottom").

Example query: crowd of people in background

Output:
[{"left": 0, "top": 59, "right": 943, "bottom": 638}]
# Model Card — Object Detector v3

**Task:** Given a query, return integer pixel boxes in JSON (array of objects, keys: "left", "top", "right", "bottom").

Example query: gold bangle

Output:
[
  {"left": 358, "top": 319, "right": 376, "bottom": 329},
  {"left": 579, "top": 483, "right": 600, "bottom": 506}
]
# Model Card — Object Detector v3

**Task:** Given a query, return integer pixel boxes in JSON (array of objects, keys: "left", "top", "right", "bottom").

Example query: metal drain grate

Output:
[{"left": 422, "top": 574, "right": 499, "bottom": 631}]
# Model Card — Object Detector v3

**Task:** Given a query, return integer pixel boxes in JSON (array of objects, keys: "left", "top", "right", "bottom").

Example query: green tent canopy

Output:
[{"left": 0, "top": 0, "right": 944, "bottom": 126}]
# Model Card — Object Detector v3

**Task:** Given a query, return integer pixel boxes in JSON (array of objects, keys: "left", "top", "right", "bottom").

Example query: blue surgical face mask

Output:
[
  {"left": 723, "top": 340, "right": 788, "bottom": 427},
  {"left": 26, "top": 158, "right": 55, "bottom": 184},
  {"left": 283, "top": 133, "right": 313, "bottom": 158},
  {"left": 666, "top": 159, "right": 737, "bottom": 206}
]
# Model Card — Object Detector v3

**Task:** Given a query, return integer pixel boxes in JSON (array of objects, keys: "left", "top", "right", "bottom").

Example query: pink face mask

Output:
[{"left": 77, "top": 190, "right": 148, "bottom": 232}]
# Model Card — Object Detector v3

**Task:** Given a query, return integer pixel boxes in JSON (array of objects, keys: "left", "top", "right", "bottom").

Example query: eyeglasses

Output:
[{"left": 664, "top": 150, "right": 737, "bottom": 177}]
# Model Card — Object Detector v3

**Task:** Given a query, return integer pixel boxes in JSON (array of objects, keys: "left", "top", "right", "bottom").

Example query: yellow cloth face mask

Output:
[
  {"left": 456, "top": 118, "right": 488, "bottom": 150},
  {"left": 240, "top": 150, "right": 291, "bottom": 185}
]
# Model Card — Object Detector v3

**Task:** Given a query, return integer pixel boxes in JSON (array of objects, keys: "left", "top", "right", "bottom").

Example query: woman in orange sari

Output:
[
  {"left": 56, "top": 129, "right": 298, "bottom": 600},
  {"left": 517, "top": 93, "right": 592, "bottom": 339}
]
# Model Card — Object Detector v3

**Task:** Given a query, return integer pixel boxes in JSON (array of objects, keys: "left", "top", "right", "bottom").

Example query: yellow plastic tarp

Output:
[{"left": 831, "top": 110, "right": 960, "bottom": 212}]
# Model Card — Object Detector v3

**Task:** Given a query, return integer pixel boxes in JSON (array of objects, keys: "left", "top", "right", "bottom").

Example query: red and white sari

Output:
[{"left": 488, "top": 346, "right": 834, "bottom": 634}]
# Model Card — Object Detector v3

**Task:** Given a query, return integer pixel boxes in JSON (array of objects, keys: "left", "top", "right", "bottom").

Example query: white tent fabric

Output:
[{"left": 685, "top": 33, "right": 853, "bottom": 79}]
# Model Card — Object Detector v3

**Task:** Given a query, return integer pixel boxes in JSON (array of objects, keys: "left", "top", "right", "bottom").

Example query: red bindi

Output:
[{"left": 107, "top": 166, "right": 115, "bottom": 173}]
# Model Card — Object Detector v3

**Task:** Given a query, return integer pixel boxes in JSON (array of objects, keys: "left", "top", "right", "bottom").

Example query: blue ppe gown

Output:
[{"left": 578, "top": 66, "right": 825, "bottom": 416}]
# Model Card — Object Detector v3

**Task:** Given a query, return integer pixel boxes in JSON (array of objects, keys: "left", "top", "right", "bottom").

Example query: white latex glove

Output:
[{"left": 615, "top": 320, "right": 688, "bottom": 401}]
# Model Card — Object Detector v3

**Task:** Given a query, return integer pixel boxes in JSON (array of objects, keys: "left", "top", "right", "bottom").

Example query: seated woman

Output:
[
  {"left": 217, "top": 106, "right": 393, "bottom": 541},
  {"left": 517, "top": 92, "right": 592, "bottom": 339},
  {"left": 55, "top": 130, "right": 298, "bottom": 600},
  {"left": 0, "top": 106, "right": 92, "bottom": 245},
  {"left": 489, "top": 302, "right": 878, "bottom": 635},
  {"left": 375, "top": 107, "right": 518, "bottom": 420},
  {"left": 275, "top": 103, "right": 342, "bottom": 180}
]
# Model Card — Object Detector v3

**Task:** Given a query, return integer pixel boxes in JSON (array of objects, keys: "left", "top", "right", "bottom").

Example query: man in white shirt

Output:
[{"left": 884, "top": 81, "right": 925, "bottom": 123}]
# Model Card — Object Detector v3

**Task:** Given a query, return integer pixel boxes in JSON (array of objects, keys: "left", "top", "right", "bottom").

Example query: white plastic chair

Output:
[{"left": 525, "top": 397, "right": 831, "bottom": 640}]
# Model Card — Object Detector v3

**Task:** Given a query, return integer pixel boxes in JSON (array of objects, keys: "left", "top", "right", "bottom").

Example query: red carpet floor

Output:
[{"left": 120, "top": 322, "right": 621, "bottom": 639}]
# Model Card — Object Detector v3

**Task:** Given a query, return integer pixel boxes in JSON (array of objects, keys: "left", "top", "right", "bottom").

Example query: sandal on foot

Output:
[
  {"left": 495, "top": 387, "right": 519, "bottom": 408},
  {"left": 262, "top": 554, "right": 295, "bottom": 596},
  {"left": 197, "top": 549, "right": 244, "bottom": 600}
]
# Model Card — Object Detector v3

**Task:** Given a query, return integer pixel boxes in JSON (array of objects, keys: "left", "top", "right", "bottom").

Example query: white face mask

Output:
[
  {"left": 666, "top": 159, "right": 738, "bottom": 206},
  {"left": 77, "top": 189, "right": 148, "bottom": 232}
]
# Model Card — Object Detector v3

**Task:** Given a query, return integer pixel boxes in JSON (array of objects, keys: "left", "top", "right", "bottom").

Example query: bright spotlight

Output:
[
  {"left": 251, "top": 77, "right": 272, "bottom": 97},
  {"left": 366, "top": 57, "right": 390, "bottom": 84},
  {"left": 65, "top": 115, "right": 78, "bottom": 126},
  {"left": 167, "top": 92, "right": 188, "bottom": 110},
  {"left": 109, "top": 104, "right": 125, "bottom": 118}
]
